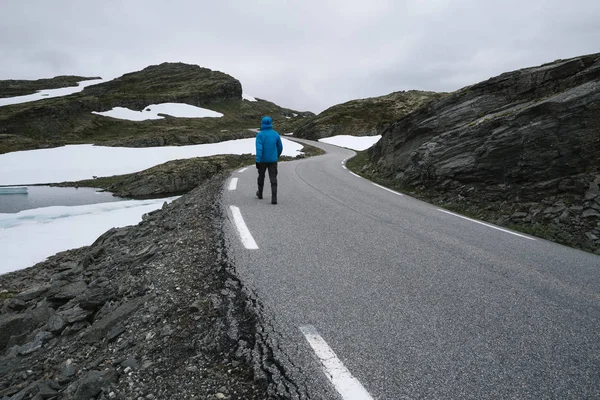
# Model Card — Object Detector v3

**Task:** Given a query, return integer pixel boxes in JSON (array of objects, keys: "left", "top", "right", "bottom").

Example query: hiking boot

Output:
[
  {"left": 271, "top": 184, "right": 277, "bottom": 204},
  {"left": 256, "top": 191, "right": 263, "bottom": 199}
]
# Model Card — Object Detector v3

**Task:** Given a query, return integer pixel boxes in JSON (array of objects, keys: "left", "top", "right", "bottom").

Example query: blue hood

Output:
[{"left": 261, "top": 116, "right": 273, "bottom": 130}]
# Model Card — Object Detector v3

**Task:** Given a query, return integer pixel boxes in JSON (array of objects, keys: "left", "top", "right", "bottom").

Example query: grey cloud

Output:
[{"left": 1, "top": 0, "right": 599, "bottom": 113}]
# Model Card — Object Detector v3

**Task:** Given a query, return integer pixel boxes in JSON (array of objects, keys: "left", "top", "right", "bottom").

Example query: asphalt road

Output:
[{"left": 222, "top": 138, "right": 600, "bottom": 399}]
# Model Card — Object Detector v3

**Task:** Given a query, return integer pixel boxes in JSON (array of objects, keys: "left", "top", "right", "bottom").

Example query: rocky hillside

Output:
[
  {"left": 0, "top": 63, "right": 313, "bottom": 154},
  {"left": 0, "top": 76, "right": 100, "bottom": 98},
  {"left": 0, "top": 176, "right": 292, "bottom": 399},
  {"left": 293, "top": 90, "right": 443, "bottom": 140},
  {"left": 364, "top": 53, "right": 600, "bottom": 253}
]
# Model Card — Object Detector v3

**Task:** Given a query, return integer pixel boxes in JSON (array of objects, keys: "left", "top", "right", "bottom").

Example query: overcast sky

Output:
[{"left": 1, "top": 0, "right": 599, "bottom": 113}]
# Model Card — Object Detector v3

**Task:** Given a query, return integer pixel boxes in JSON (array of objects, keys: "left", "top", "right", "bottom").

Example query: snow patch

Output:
[
  {"left": 0, "top": 79, "right": 106, "bottom": 107},
  {"left": 0, "top": 138, "right": 303, "bottom": 185},
  {"left": 242, "top": 93, "right": 257, "bottom": 102},
  {"left": 92, "top": 103, "right": 223, "bottom": 121},
  {"left": 0, "top": 197, "right": 178, "bottom": 274},
  {"left": 319, "top": 135, "right": 381, "bottom": 151}
]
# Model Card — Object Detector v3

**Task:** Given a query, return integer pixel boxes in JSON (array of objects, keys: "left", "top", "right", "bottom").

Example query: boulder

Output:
[
  {"left": 68, "top": 369, "right": 116, "bottom": 400},
  {"left": 58, "top": 306, "right": 92, "bottom": 324},
  {"left": 46, "top": 315, "right": 67, "bottom": 334},
  {"left": 48, "top": 281, "right": 88, "bottom": 303},
  {"left": 0, "top": 314, "right": 33, "bottom": 351},
  {"left": 83, "top": 295, "right": 151, "bottom": 343},
  {"left": 14, "top": 285, "right": 51, "bottom": 302}
]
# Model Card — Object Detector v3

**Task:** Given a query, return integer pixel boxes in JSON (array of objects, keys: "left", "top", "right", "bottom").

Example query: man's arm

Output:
[
  {"left": 255, "top": 132, "right": 263, "bottom": 163},
  {"left": 276, "top": 135, "right": 283, "bottom": 158}
]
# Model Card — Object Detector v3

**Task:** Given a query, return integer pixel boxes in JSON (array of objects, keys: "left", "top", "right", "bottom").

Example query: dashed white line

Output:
[
  {"left": 372, "top": 182, "right": 403, "bottom": 196},
  {"left": 228, "top": 177, "right": 238, "bottom": 191},
  {"left": 437, "top": 209, "right": 536, "bottom": 240},
  {"left": 300, "top": 325, "right": 374, "bottom": 400},
  {"left": 238, "top": 167, "right": 248, "bottom": 173},
  {"left": 229, "top": 206, "right": 258, "bottom": 249},
  {"left": 343, "top": 165, "right": 347, "bottom": 170},
  {"left": 349, "top": 171, "right": 361, "bottom": 178}
]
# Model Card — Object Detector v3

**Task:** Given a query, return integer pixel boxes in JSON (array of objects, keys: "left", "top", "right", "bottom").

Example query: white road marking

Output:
[
  {"left": 372, "top": 182, "right": 403, "bottom": 196},
  {"left": 437, "top": 209, "right": 536, "bottom": 240},
  {"left": 300, "top": 325, "right": 374, "bottom": 400},
  {"left": 349, "top": 171, "right": 361, "bottom": 178},
  {"left": 229, "top": 206, "right": 259, "bottom": 249},
  {"left": 228, "top": 177, "right": 238, "bottom": 191},
  {"left": 238, "top": 167, "right": 248, "bottom": 173},
  {"left": 343, "top": 166, "right": 347, "bottom": 170}
]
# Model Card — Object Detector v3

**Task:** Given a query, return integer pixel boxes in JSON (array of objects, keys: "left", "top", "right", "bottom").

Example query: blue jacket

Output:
[{"left": 255, "top": 116, "right": 283, "bottom": 163}]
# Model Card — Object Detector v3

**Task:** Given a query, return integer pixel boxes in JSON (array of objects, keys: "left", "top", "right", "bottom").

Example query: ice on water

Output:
[{"left": 0, "top": 197, "right": 178, "bottom": 274}]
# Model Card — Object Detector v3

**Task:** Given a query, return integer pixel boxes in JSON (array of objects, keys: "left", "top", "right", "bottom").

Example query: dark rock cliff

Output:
[{"left": 367, "top": 53, "right": 600, "bottom": 252}]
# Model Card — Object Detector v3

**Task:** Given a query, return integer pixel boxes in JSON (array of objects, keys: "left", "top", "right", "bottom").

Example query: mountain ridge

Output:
[{"left": 0, "top": 63, "right": 313, "bottom": 154}]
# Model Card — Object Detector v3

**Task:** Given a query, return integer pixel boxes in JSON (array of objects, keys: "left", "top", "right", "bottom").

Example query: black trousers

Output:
[{"left": 257, "top": 162, "right": 278, "bottom": 191}]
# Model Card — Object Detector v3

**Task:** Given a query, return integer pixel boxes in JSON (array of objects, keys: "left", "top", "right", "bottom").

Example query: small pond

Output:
[{"left": 0, "top": 186, "right": 126, "bottom": 213}]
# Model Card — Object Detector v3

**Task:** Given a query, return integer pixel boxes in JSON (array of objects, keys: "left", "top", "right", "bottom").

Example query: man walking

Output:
[{"left": 255, "top": 116, "right": 283, "bottom": 204}]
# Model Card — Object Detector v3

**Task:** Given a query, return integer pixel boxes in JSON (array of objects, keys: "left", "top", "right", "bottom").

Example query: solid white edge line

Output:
[
  {"left": 238, "top": 167, "right": 248, "bottom": 173},
  {"left": 349, "top": 171, "right": 361, "bottom": 178},
  {"left": 300, "top": 325, "right": 374, "bottom": 400},
  {"left": 229, "top": 206, "right": 259, "bottom": 249},
  {"left": 372, "top": 182, "right": 403, "bottom": 196},
  {"left": 228, "top": 177, "right": 238, "bottom": 191},
  {"left": 437, "top": 209, "right": 536, "bottom": 240}
]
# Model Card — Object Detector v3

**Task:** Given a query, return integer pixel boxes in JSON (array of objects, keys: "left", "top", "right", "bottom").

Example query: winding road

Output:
[{"left": 222, "top": 138, "right": 600, "bottom": 399}]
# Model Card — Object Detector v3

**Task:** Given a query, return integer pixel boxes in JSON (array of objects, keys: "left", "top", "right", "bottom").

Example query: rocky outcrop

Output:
[
  {"left": 82, "top": 63, "right": 242, "bottom": 110},
  {"left": 294, "top": 90, "right": 443, "bottom": 140},
  {"left": 55, "top": 155, "right": 255, "bottom": 198},
  {"left": 0, "top": 176, "right": 290, "bottom": 399},
  {"left": 367, "top": 53, "right": 600, "bottom": 253}
]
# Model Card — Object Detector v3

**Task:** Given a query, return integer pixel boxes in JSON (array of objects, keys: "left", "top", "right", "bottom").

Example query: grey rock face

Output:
[
  {"left": 369, "top": 53, "right": 600, "bottom": 252},
  {"left": 372, "top": 54, "right": 600, "bottom": 197}
]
